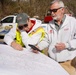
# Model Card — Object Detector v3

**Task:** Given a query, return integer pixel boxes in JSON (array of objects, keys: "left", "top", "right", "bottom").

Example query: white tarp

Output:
[{"left": 0, "top": 44, "right": 69, "bottom": 75}]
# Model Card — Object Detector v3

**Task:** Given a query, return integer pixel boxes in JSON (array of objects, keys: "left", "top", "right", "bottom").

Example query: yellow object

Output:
[
  {"left": 29, "top": 27, "right": 45, "bottom": 53},
  {"left": 15, "top": 26, "right": 46, "bottom": 53},
  {"left": 29, "top": 27, "right": 45, "bottom": 41},
  {"left": 15, "top": 30, "right": 24, "bottom": 47}
]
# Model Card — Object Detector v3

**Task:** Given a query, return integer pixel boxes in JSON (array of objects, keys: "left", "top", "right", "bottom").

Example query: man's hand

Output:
[
  {"left": 11, "top": 41, "right": 23, "bottom": 51},
  {"left": 32, "top": 45, "right": 39, "bottom": 53},
  {"left": 32, "top": 49, "right": 39, "bottom": 53},
  {"left": 55, "top": 43, "right": 66, "bottom": 51}
]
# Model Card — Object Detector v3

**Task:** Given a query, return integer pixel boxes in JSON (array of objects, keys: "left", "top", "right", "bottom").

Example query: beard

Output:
[
  {"left": 52, "top": 16, "right": 58, "bottom": 20},
  {"left": 52, "top": 14, "right": 61, "bottom": 21}
]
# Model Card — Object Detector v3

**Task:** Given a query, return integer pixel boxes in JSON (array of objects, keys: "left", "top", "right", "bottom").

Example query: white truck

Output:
[{"left": 0, "top": 14, "right": 17, "bottom": 43}]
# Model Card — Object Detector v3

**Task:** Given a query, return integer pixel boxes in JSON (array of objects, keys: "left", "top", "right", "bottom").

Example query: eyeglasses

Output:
[
  {"left": 18, "top": 24, "right": 28, "bottom": 30},
  {"left": 50, "top": 7, "right": 62, "bottom": 13}
]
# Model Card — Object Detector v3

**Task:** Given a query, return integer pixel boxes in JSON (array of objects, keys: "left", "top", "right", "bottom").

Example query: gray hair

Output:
[{"left": 50, "top": 0, "right": 64, "bottom": 8}]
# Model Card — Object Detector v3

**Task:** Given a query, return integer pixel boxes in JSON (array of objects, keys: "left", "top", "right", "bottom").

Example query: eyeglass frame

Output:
[
  {"left": 18, "top": 24, "right": 28, "bottom": 30},
  {"left": 49, "top": 7, "right": 62, "bottom": 13}
]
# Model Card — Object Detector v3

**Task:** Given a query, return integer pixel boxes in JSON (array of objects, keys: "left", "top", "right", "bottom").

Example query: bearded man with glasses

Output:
[
  {"left": 4, "top": 13, "right": 49, "bottom": 53},
  {"left": 46, "top": 0, "right": 76, "bottom": 75}
]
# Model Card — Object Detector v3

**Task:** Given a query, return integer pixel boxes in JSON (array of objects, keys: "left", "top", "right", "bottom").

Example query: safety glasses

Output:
[
  {"left": 50, "top": 7, "right": 62, "bottom": 13},
  {"left": 18, "top": 24, "right": 28, "bottom": 30}
]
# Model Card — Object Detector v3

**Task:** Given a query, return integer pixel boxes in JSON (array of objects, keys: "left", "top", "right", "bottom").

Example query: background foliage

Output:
[{"left": 0, "top": 0, "right": 76, "bottom": 20}]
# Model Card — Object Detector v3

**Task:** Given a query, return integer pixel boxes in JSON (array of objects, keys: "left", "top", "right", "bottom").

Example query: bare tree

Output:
[{"left": 0, "top": 0, "right": 76, "bottom": 19}]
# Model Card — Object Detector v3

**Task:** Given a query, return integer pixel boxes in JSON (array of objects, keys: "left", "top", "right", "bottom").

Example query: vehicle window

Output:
[{"left": 2, "top": 17, "right": 13, "bottom": 23}]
